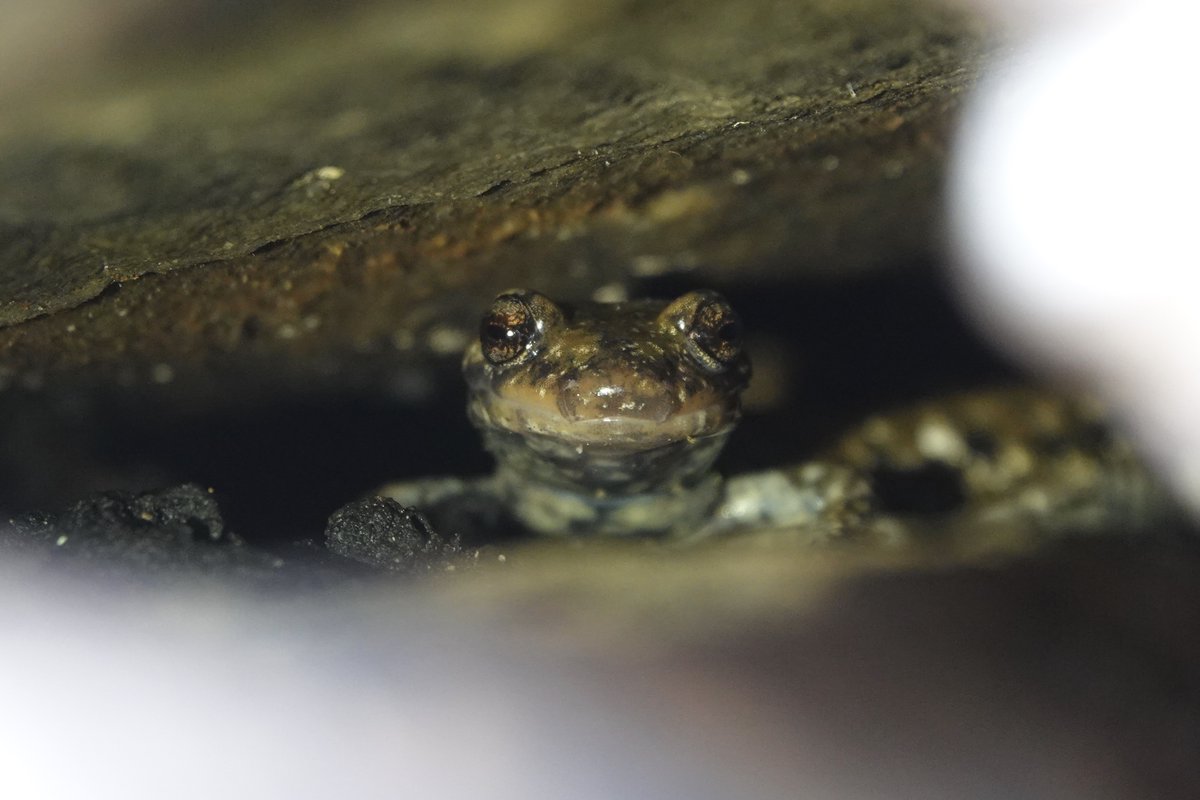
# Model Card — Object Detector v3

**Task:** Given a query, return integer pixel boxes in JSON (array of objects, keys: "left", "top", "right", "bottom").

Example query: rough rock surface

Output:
[
  {"left": 325, "top": 495, "right": 462, "bottom": 572},
  {"left": 4, "top": 484, "right": 273, "bottom": 577},
  {"left": 0, "top": 0, "right": 986, "bottom": 388}
]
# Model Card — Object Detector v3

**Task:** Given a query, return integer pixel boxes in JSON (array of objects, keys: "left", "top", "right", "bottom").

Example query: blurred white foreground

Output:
[
  {"left": 951, "top": 0, "right": 1200, "bottom": 512},
  {"left": 0, "top": 563, "right": 767, "bottom": 800}
]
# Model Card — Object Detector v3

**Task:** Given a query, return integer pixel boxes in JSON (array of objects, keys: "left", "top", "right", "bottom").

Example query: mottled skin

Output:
[
  {"left": 381, "top": 290, "right": 1170, "bottom": 543},
  {"left": 825, "top": 389, "right": 1166, "bottom": 545},
  {"left": 461, "top": 290, "right": 750, "bottom": 535}
]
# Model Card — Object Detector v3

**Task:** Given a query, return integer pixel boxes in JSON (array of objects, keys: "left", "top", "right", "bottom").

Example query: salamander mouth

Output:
[{"left": 469, "top": 391, "right": 738, "bottom": 450}]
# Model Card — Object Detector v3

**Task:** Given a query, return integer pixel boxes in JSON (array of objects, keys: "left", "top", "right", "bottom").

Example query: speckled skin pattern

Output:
[
  {"left": 381, "top": 290, "right": 1170, "bottom": 542},
  {"left": 825, "top": 389, "right": 1165, "bottom": 542},
  {"left": 463, "top": 290, "right": 750, "bottom": 535}
]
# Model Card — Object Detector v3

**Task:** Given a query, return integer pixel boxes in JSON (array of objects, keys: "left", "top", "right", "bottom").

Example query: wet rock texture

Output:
[{"left": 0, "top": 0, "right": 984, "bottom": 389}]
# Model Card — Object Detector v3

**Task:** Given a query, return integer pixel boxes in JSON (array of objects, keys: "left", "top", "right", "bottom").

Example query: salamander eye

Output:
[
  {"left": 480, "top": 295, "right": 538, "bottom": 364},
  {"left": 685, "top": 295, "right": 743, "bottom": 372}
]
